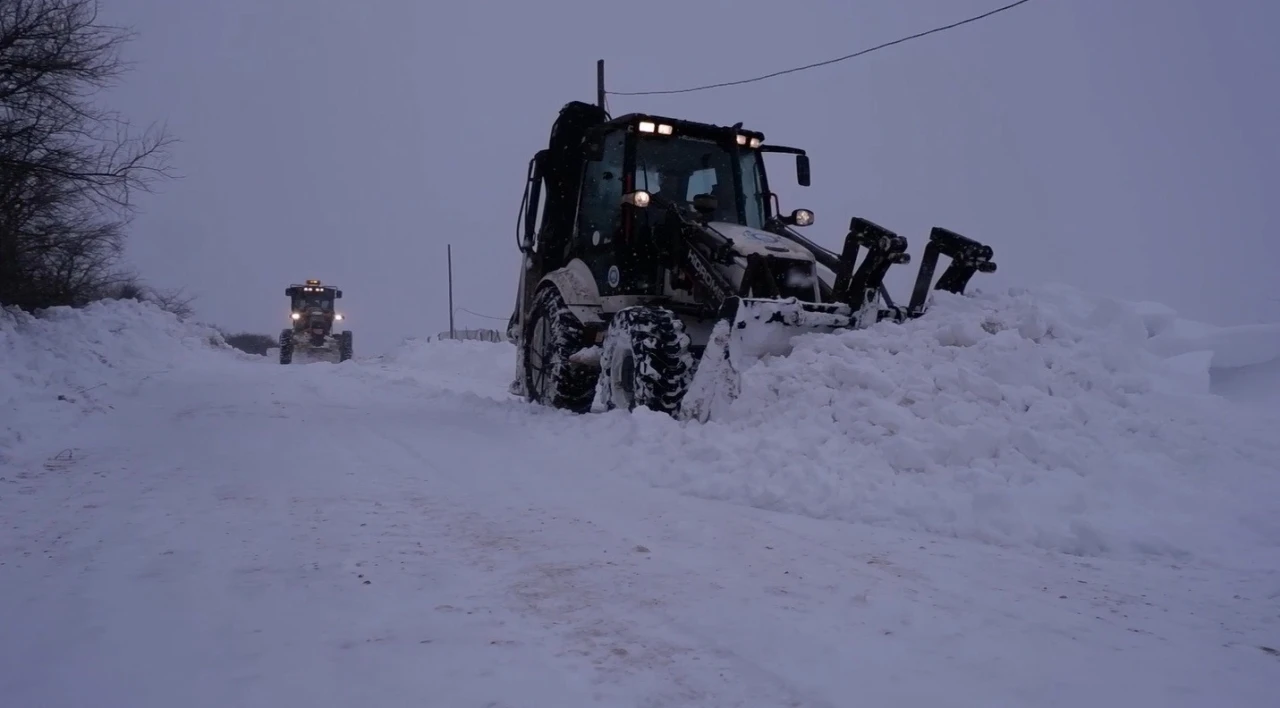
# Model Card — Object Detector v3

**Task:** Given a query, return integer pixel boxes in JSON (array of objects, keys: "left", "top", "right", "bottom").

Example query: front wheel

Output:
[
  {"left": 338, "top": 331, "right": 353, "bottom": 362},
  {"left": 596, "top": 306, "right": 694, "bottom": 415},
  {"left": 278, "top": 329, "right": 294, "bottom": 365},
  {"left": 522, "top": 287, "right": 595, "bottom": 412}
]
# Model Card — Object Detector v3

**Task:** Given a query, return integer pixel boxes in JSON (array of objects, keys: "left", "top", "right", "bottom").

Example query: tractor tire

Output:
[
  {"left": 338, "top": 331, "right": 353, "bottom": 362},
  {"left": 522, "top": 286, "right": 595, "bottom": 413},
  {"left": 279, "top": 329, "right": 294, "bottom": 365},
  {"left": 597, "top": 305, "right": 695, "bottom": 415}
]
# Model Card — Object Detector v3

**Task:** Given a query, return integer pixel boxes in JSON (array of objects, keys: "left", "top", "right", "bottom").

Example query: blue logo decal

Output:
[{"left": 743, "top": 229, "right": 780, "bottom": 243}]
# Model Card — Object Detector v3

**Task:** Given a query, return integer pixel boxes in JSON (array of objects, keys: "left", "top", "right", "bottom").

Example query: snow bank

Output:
[
  {"left": 370, "top": 336, "right": 515, "bottom": 400},
  {"left": 0, "top": 300, "right": 238, "bottom": 459},
  {"left": 1029, "top": 284, "right": 1280, "bottom": 394},
  {"left": 579, "top": 287, "right": 1280, "bottom": 566}
]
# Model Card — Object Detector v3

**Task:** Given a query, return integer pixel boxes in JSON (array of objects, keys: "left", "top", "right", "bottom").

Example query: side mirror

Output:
[
  {"left": 796, "top": 154, "right": 811, "bottom": 187},
  {"left": 336, "top": 290, "right": 343, "bottom": 299},
  {"left": 285, "top": 287, "right": 296, "bottom": 297},
  {"left": 782, "top": 208, "right": 814, "bottom": 227}
]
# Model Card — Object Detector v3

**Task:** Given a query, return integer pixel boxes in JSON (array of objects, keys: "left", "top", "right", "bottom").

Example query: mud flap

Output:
[{"left": 678, "top": 297, "right": 851, "bottom": 422}]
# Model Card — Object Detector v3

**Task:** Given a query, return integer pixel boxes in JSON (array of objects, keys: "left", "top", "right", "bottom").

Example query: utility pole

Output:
[
  {"left": 596, "top": 59, "right": 606, "bottom": 111},
  {"left": 447, "top": 244, "right": 455, "bottom": 339}
]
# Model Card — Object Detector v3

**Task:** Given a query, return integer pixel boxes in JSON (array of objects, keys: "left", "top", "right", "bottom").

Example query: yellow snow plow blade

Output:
[{"left": 678, "top": 296, "right": 855, "bottom": 422}]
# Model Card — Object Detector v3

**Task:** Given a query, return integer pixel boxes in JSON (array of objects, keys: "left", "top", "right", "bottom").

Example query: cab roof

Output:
[{"left": 601, "top": 112, "right": 766, "bottom": 143}]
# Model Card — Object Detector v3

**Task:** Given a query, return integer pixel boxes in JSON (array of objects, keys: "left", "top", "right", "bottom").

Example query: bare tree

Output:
[{"left": 0, "top": 0, "right": 174, "bottom": 311}]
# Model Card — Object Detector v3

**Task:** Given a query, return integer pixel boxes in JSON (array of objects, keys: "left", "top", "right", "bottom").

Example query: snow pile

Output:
[
  {"left": 586, "top": 287, "right": 1280, "bottom": 565},
  {"left": 0, "top": 300, "right": 238, "bottom": 458},
  {"left": 1025, "top": 284, "right": 1280, "bottom": 397}
]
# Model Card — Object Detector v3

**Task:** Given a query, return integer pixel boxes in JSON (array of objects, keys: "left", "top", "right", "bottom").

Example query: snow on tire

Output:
[
  {"left": 338, "top": 331, "right": 354, "bottom": 362},
  {"left": 278, "top": 329, "right": 293, "bottom": 365},
  {"left": 597, "top": 306, "right": 695, "bottom": 415},
  {"left": 523, "top": 286, "right": 595, "bottom": 412}
]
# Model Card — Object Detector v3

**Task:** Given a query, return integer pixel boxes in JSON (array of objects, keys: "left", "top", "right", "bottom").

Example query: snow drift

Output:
[
  {"left": 567, "top": 286, "right": 1280, "bottom": 566},
  {"left": 0, "top": 300, "right": 238, "bottom": 459},
  {"left": 6, "top": 285, "right": 1279, "bottom": 568}
]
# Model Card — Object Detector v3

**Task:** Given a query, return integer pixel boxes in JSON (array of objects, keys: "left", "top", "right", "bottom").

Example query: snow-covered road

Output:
[{"left": 3, "top": 327, "right": 1279, "bottom": 707}]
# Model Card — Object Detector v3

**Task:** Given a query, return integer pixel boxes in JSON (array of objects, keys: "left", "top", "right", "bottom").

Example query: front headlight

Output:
[
  {"left": 621, "top": 190, "right": 651, "bottom": 207},
  {"left": 291, "top": 312, "right": 301, "bottom": 320},
  {"left": 334, "top": 313, "right": 344, "bottom": 321}
]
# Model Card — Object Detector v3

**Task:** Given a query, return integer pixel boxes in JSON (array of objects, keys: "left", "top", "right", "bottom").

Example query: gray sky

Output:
[{"left": 102, "top": 0, "right": 1280, "bottom": 354}]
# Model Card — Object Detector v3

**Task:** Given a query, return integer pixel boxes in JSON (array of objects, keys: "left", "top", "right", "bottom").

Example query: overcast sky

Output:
[{"left": 101, "top": 0, "right": 1280, "bottom": 355}]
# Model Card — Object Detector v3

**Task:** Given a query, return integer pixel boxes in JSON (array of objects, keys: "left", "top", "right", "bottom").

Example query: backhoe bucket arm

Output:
[
  {"left": 906, "top": 227, "right": 997, "bottom": 316},
  {"left": 830, "top": 217, "right": 912, "bottom": 321}
]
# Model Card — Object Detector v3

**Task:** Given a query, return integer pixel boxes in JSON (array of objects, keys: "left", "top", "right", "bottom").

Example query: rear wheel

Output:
[
  {"left": 522, "top": 287, "right": 595, "bottom": 413},
  {"left": 597, "top": 306, "right": 694, "bottom": 415}
]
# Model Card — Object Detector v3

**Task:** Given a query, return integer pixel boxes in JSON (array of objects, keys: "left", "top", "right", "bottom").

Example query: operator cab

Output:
[
  {"left": 285, "top": 280, "right": 343, "bottom": 322},
  {"left": 578, "top": 114, "right": 812, "bottom": 240},
  {"left": 514, "top": 103, "right": 819, "bottom": 327},
  {"left": 568, "top": 113, "right": 815, "bottom": 294}
]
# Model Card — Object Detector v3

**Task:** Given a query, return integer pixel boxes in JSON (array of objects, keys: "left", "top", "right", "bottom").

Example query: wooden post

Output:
[
  {"left": 597, "top": 59, "right": 606, "bottom": 110},
  {"left": 447, "top": 244, "right": 455, "bottom": 339}
]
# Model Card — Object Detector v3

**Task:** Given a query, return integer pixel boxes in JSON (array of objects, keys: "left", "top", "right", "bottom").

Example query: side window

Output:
[
  {"left": 685, "top": 168, "right": 716, "bottom": 200},
  {"left": 528, "top": 175, "right": 548, "bottom": 252},
  {"left": 577, "top": 132, "right": 625, "bottom": 247},
  {"left": 687, "top": 164, "right": 737, "bottom": 222}
]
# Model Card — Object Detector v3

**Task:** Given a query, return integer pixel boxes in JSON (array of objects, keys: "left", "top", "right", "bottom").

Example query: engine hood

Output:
[{"left": 704, "top": 222, "right": 815, "bottom": 261}]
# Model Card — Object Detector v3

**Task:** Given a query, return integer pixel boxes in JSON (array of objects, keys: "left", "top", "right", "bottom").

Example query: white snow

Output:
[
  {"left": 582, "top": 286, "right": 1280, "bottom": 567},
  {"left": 0, "top": 301, "right": 242, "bottom": 461},
  {"left": 2, "top": 288, "right": 1279, "bottom": 706}
]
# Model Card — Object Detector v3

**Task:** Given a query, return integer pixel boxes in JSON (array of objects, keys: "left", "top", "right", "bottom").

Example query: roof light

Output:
[
  {"left": 749, "top": 137, "right": 762, "bottom": 148},
  {"left": 736, "top": 134, "right": 747, "bottom": 145},
  {"left": 657, "top": 123, "right": 673, "bottom": 135},
  {"left": 638, "top": 121, "right": 656, "bottom": 133}
]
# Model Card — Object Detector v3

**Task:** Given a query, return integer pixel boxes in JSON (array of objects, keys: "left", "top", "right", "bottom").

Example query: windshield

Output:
[
  {"left": 634, "top": 136, "right": 766, "bottom": 228},
  {"left": 292, "top": 291, "right": 334, "bottom": 312}
]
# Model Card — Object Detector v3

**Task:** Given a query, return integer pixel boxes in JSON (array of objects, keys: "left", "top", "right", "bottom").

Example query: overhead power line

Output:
[
  {"left": 454, "top": 307, "right": 508, "bottom": 322},
  {"left": 606, "top": 0, "right": 1038, "bottom": 97}
]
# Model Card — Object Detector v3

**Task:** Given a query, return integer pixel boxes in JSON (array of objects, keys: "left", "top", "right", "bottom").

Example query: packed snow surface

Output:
[{"left": 2, "top": 289, "right": 1279, "bottom": 707}]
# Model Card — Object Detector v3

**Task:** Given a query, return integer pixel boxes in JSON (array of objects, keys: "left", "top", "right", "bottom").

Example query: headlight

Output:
[
  {"left": 621, "top": 190, "right": 651, "bottom": 207},
  {"left": 334, "top": 313, "right": 344, "bottom": 320},
  {"left": 291, "top": 312, "right": 301, "bottom": 320}
]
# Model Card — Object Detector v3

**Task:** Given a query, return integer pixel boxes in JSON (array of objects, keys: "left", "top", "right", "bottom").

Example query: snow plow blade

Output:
[{"left": 678, "top": 297, "right": 852, "bottom": 423}]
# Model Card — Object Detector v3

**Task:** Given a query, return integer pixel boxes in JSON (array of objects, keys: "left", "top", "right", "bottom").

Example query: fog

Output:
[{"left": 103, "top": 0, "right": 1280, "bottom": 354}]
